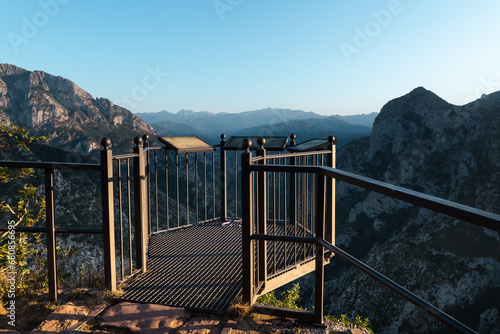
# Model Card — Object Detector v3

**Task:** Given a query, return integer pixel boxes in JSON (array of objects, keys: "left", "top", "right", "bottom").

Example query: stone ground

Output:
[{"left": 1, "top": 291, "right": 370, "bottom": 334}]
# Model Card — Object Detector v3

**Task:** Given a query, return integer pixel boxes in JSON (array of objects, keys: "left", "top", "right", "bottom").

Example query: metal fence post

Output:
[
  {"left": 241, "top": 139, "right": 254, "bottom": 304},
  {"left": 315, "top": 173, "right": 326, "bottom": 325},
  {"left": 143, "top": 134, "right": 151, "bottom": 237},
  {"left": 220, "top": 134, "right": 227, "bottom": 221},
  {"left": 100, "top": 138, "right": 116, "bottom": 291},
  {"left": 289, "top": 134, "right": 297, "bottom": 262},
  {"left": 256, "top": 137, "right": 267, "bottom": 285},
  {"left": 326, "top": 135, "right": 338, "bottom": 245},
  {"left": 289, "top": 134, "right": 297, "bottom": 226},
  {"left": 45, "top": 167, "right": 57, "bottom": 301},
  {"left": 133, "top": 137, "right": 147, "bottom": 272}
]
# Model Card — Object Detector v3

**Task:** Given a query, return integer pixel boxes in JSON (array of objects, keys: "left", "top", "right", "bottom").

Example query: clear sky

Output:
[{"left": 1, "top": 0, "right": 500, "bottom": 116}]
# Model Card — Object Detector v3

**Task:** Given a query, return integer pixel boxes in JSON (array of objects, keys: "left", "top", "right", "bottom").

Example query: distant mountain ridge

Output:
[
  {"left": 136, "top": 108, "right": 376, "bottom": 144},
  {"left": 0, "top": 63, "right": 156, "bottom": 156}
]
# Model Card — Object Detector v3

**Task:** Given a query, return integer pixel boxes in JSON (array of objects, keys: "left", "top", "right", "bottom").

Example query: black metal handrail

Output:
[
  {"left": 0, "top": 160, "right": 102, "bottom": 170},
  {"left": 243, "top": 153, "right": 500, "bottom": 333},
  {"left": 0, "top": 159, "right": 106, "bottom": 302},
  {"left": 252, "top": 164, "right": 500, "bottom": 232},
  {"left": 317, "top": 238, "right": 477, "bottom": 334}
]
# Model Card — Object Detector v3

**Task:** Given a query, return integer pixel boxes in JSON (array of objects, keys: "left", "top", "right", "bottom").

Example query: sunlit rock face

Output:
[
  {"left": 0, "top": 63, "right": 156, "bottom": 156},
  {"left": 304, "top": 87, "right": 500, "bottom": 333}
]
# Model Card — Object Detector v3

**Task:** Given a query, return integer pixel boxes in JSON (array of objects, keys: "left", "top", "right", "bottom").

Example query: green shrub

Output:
[
  {"left": 325, "top": 313, "right": 374, "bottom": 333},
  {"left": 257, "top": 283, "right": 304, "bottom": 310}
]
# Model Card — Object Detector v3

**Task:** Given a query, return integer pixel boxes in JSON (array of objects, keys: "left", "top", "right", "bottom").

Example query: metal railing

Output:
[
  {"left": 0, "top": 151, "right": 111, "bottom": 301},
  {"left": 240, "top": 137, "right": 500, "bottom": 334},
  {"left": 148, "top": 137, "right": 218, "bottom": 234}
]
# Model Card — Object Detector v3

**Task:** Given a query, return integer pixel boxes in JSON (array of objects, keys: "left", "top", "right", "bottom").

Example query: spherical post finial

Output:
[
  {"left": 134, "top": 136, "right": 143, "bottom": 147},
  {"left": 220, "top": 133, "right": 226, "bottom": 140},
  {"left": 241, "top": 138, "right": 252, "bottom": 152},
  {"left": 328, "top": 135, "right": 339, "bottom": 145},
  {"left": 257, "top": 137, "right": 266, "bottom": 150},
  {"left": 101, "top": 138, "right": 111, "bottom": 149},
  {"left": 142, "top": 134, "right": 149, "bottom": 143},
  {"left": 290, "top": 134, "right": 296, "bottom": 146}
]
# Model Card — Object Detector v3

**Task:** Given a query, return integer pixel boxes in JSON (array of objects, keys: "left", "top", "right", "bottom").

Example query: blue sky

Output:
[{"left": 2, "top": 0, "right": 500, "bottom": 116}]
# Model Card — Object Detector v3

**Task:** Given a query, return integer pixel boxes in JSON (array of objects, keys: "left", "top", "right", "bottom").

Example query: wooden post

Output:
[
  {"left": 45, "top": 167, "right": 57, "bottom": 301},
  {"left": 100, "top": 138, "right": 116, "bottom": 291},
  {"left": 241, "top": 139, "right": 254, "bottom": 304},
  {"left": 220, "top": 134, "right": 227, "bottom": 221},
  {"left": 256, "top": 137, "right": 267, "bottom": 285},
  {"left": 314, "top": 173, "right": 326, "bottom": 325},
  {"left": 133, "top": 137, "right": 147, "bottom": 272},
  {"left": 326, "top": 135, "right": 338, "bottom": 245}
]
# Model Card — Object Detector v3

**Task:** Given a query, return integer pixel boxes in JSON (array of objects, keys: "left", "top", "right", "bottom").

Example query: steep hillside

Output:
[
  {"left": 309, "top": 87, "right": 500, "bottom": 333},
  {"left": 0, "top": 64, "right": 156, "bottom": 157}
]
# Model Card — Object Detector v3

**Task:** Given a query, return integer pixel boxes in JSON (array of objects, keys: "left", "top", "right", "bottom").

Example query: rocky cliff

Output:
[
  {"left": 0, "top": 64, "right": 156, "bottom": 156},
  {"left": 308, "top": 87, "right": 500, "bottom": 333}
]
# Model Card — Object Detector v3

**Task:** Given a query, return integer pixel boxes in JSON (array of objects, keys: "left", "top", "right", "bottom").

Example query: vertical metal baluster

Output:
[
  {"left": 196, "top": 152, "right": 199, "bottom": 224},
  {"left": 283, "top": 158, "right": 287, "bottom": 267},
  {"left": 204, "top": 152, "right": 207, "bottom": 221},
  {"left": 212, "top": 151, "right": 215, "bottom": 220},
  {"left": 176, "top": 153, "right": 180, "bottom": 228},
  {"left": 118, "top": 160, "right": 124, "bottom": 280},
  {"left": 311, "top": 156, "right": 315, "bottom": 239},
  {"left": 302, "top": 156, "right": 307, "bottom": 261},
  {"left": 186, "top": 153, "right": 189, "bottom": 226},
  {"left": 278, "top": 157, "right": 281, "bottom": 222},
  {"left": 155, "top": 150, "right": 158, "bottom": 232},
  {"left": 165, "top": 149, "right": 169, "bottom": 230},
  {"left": 273, "top": 157, "right": 276, "bottom": 274},
  {"left": 235, "top": 150, "right": 238, "bottom": 218},
  {"left": 127, "top": 158, "right": 132, "bottom": 274},
  {"left": 45, "top": 167, "right": 57, "bottom": 301}
]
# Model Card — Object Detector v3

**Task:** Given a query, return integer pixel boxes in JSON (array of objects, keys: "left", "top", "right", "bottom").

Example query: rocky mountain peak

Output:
[
  {"left": 0, "top": 63, "right": 28, "bottom": 77},
  {"left": 367, "top": 87, "right": 455, "bottom": 162},
  {"left": 0, "top": 64, "right": 156, "bottom": 156}
]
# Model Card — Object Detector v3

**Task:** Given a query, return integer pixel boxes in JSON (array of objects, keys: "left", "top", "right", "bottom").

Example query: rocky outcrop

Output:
[
  {"left": 0, "top": 63, "right": 156, "bottom": 156},
  {"left": 313, "top": 87, "right": 500, "bottom": 333}
]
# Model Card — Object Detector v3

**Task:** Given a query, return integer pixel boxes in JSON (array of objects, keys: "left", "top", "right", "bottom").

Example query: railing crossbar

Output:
[
  {"left": 318, "top": 238, "right": 477, "bottom": 334},
  {"left": 0, "top": 160, "right": 101, "bottom": 170},
  {"left": 250, "top": 164, "right": 500, "bottom": 231},
  {"left": 250, "top": 234, "right": 315, "bottom": 244},
  {"left": 0, "top": 226, "right": 103, "bottom": 233}
]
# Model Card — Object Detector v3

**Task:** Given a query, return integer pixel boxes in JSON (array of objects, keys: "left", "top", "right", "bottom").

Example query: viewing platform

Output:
[{"left": 2, "top": 133, "right": 499, "bottom": 334}]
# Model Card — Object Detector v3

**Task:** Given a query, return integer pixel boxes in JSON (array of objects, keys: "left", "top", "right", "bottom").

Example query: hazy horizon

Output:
[{"left": 2, "top": 1, "right": 500, "bottom": 116}]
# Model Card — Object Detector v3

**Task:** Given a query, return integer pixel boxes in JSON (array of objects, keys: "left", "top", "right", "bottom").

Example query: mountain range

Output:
[
  {"left": 136, "top": 108, "right": 376, "bottom": 145},
  {"left": 0, "top": 64, "right": 499, "bottom": 333}
]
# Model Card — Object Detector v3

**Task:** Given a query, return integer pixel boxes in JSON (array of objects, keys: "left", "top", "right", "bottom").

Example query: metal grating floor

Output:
[{"left": 121, "top": 219, "right": 242, "bottom": 312}]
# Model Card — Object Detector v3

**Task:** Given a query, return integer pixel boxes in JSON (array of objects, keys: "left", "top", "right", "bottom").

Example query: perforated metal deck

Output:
[{"left": 121, "top": 220, "right": 242, "bottom": 312}]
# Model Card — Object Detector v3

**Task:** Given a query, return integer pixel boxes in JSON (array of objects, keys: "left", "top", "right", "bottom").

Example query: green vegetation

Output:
[
  {"left": 257, "top": 283, "right": 375, "bottom": 333},
  {"left": 0, "top": 123, "right": 104, "bottom": 299},
  {"left": 325, "top": 314, "right": 374, "bottom": 333},
  {"left": 0, "top": 123, "right": 48, "bottom": 297},
  {"left": 256, "top": 283, "right": 304, "bottom": 310}
]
